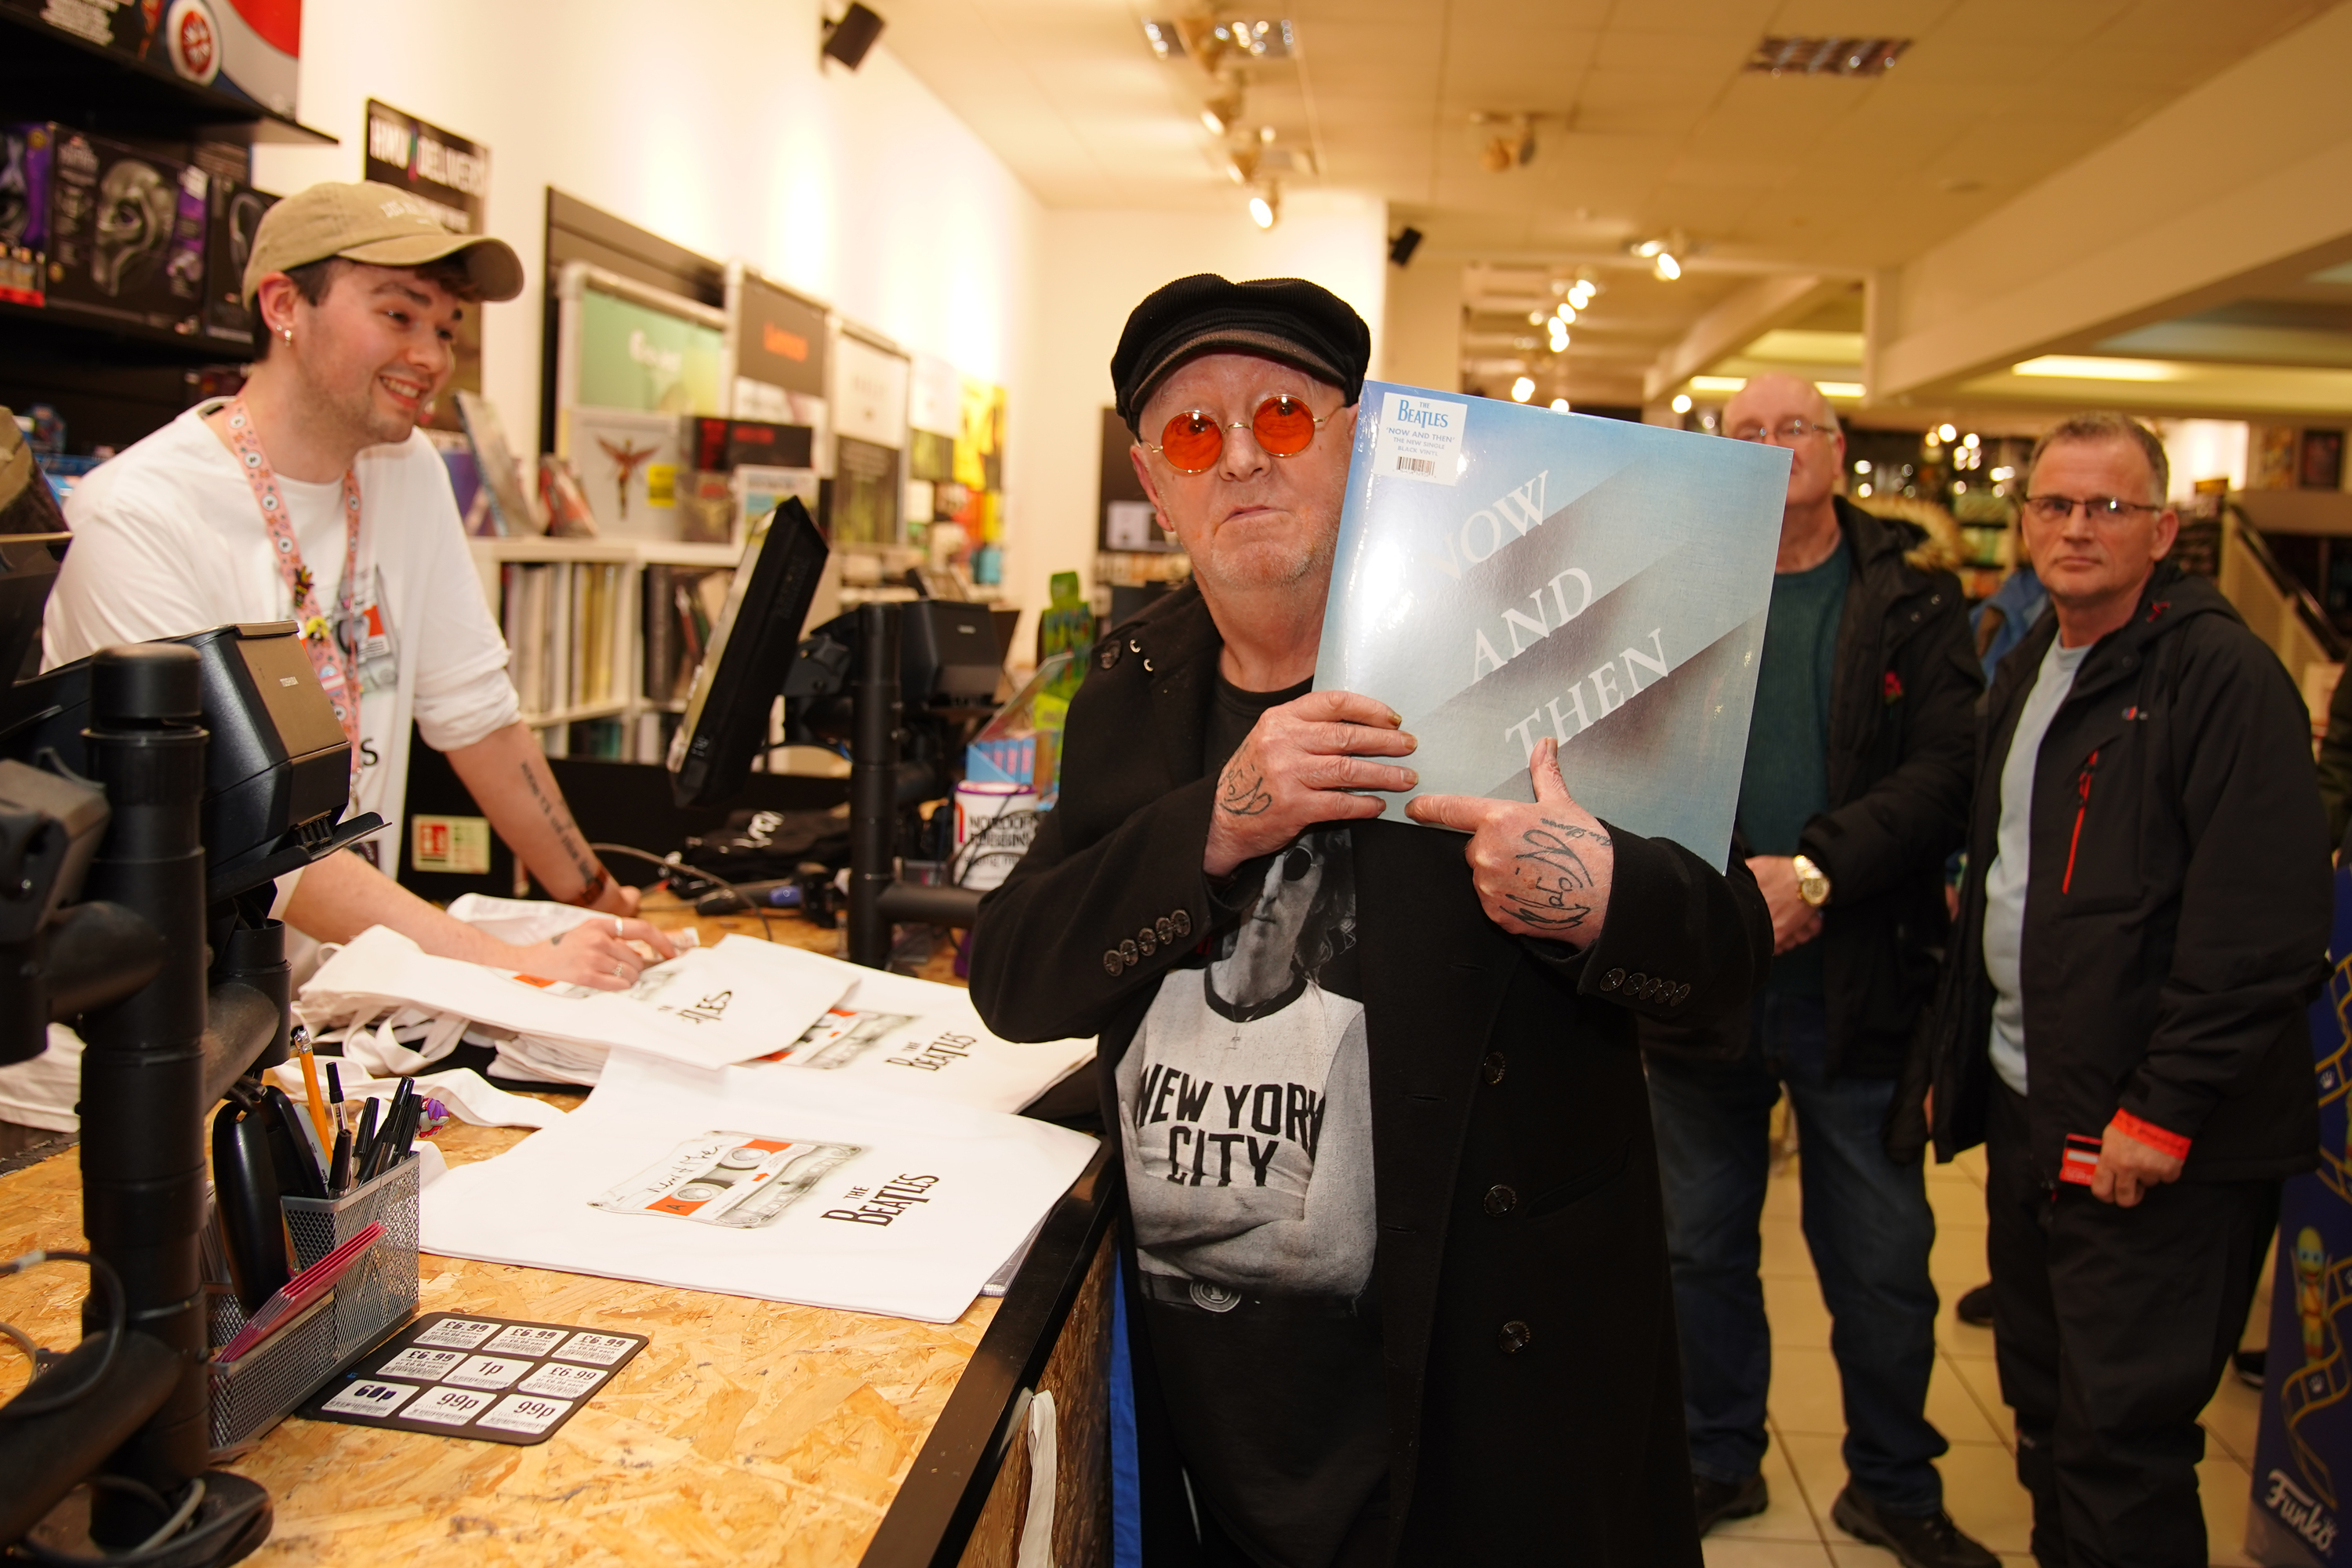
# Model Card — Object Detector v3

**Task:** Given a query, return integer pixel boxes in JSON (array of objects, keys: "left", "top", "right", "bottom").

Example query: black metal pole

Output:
[
  {"left": 74, "top": 644, "right": 209, "bottom": 1544},
  {"left": 848, "top": 602, "right": 902, "bottom": 970}
]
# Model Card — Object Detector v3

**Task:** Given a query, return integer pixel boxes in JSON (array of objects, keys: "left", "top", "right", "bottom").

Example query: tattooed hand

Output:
[
  {"left": 1204, "top": 690, "right": 1419, "bottom": 877},
  {"left": 1407, "top": 737, "right": 1616, "bottom": 946}
]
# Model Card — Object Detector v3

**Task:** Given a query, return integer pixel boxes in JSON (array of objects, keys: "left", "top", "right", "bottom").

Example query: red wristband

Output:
[
  {"left": 2108, "top": 1109, "right": 2190, "bottom": 1162},
  {"left": 563, "top": 866, "right": 611, "bottom": 909}
]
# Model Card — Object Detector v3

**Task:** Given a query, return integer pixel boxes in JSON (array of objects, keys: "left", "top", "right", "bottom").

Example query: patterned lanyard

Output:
[{"left": 220, "top": 398, "right": 365, "bottom": 782}]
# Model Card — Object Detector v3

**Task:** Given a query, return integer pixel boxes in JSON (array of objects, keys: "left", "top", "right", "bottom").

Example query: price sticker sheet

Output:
[{"left": 299, "top": 1312, "right": 648, "bottom": 1446}]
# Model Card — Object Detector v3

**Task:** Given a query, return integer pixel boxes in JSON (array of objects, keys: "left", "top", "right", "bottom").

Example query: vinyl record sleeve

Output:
[
  {"left": 1316, "top": 383, "right": 1790, "bottom": 869},
  {"left": 419, "top": 1053, "right": 1098, "bottom": 1322}
]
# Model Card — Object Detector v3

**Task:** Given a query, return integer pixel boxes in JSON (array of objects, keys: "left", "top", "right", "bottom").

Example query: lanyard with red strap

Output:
[{"left": 220, "top": 397, "right": 365, "bottom": 785}]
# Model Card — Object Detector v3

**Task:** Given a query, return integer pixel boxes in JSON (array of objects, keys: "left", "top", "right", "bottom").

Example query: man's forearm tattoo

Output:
[
  {"left": 520, "top": 761, "right": 601, "bottom": 891},
  {"left": 1218, "top": 746, "right": 1274, "bottom": 818},
  {"left": 1504, "top": 818, "right": 1611, "bottom": 931}
]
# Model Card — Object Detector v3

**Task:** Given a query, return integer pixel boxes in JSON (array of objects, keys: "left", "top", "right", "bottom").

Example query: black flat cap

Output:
[{"left": 1112, "top": 274, "right": 1371, "bottom": 433}]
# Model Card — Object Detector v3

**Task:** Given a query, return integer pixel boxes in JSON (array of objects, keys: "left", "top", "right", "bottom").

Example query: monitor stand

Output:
[{"left": 844, "top": 602, "right": 986, "bottom": 969}]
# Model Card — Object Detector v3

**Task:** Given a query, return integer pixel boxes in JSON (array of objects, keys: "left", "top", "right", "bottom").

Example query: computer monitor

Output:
[{"left": 667, "top": 497, "right": 831, "bottom": 809}]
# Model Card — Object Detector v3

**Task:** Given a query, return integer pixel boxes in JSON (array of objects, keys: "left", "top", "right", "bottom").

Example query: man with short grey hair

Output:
[
  {"left": 1645, "top": 372, "right": 1988, "bottom": 1567},
  {"left": 1921, "top": 410, "right": 2328, "bottom": 1566}
]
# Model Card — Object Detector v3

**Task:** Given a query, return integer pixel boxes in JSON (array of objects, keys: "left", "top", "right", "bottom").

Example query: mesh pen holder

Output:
[
  {"left": 285, "top": 1156, "right": 421, "bottom": 1363},
  {"left": 205, "top": 1157, "right": 421, "bottom": 1456}
]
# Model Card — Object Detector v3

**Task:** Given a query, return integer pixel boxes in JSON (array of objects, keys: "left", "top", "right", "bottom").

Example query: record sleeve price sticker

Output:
[
  {"left": 477, "top": 1395, "right": 574, "bottom": 1436},
  {"left": 302, "top": 1313, "right": 648, "bottom": 1446},
  {"left": 412, "top": 1317, "right": 502, "bottom": 1349}
]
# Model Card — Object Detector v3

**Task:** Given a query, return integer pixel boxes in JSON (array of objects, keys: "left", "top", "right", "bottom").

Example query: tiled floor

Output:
[{"left": 1702, "top": 1142, "right": 2272, "bottom": 1568}]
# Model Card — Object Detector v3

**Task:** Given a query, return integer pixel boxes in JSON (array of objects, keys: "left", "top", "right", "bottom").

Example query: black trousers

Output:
[{"left": 1984, "top": 1083, "right": 2274, "bottom": 1568}]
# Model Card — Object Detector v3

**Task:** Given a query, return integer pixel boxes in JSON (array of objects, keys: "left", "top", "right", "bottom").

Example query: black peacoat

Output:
[{"left": 967, "top": 582, "right": 1772, "bottom": 1564}]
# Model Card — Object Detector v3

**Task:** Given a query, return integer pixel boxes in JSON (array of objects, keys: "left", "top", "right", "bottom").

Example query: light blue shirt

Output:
[{"left": 1984, "top": 636, "right": 2092, "bottom": 1096}]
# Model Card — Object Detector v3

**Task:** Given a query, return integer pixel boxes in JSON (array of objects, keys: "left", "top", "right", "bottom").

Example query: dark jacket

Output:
[
  {"left": 1915, "top": 567, "right": 2329, "bottom": 1181},
  {"left": 967, "top": 582, "right": 1770, "bottom": 1564},
  {"left": 2317, "top": 652, "right": 2352, "bottom": 851},
  {"left": 1642, "top": 497, "right": 1980, "bottom": 1080}
]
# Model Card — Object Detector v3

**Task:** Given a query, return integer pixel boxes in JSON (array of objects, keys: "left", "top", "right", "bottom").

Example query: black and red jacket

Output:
[{"left": 1909, "top": 566, "right": 2329, "bottom": 1181}]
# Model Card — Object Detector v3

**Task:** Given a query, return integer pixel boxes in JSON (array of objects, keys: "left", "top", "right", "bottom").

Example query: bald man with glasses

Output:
[
  {"left": 1642, "top": 373, "right": 1991, "bottom": 1566},
  {"left": 1915, "top": 412, "right": 2328, "bottom": 1566}
]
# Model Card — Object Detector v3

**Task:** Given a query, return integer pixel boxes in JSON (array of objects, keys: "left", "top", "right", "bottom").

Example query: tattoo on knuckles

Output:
[{"left": 1497, "top": 816, "right": 1611, "bottom": 931}]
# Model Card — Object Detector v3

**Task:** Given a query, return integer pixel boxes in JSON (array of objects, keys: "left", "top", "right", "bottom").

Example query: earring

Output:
[{"left": 280, "top": 328, "right": 292, "bottom": 344}]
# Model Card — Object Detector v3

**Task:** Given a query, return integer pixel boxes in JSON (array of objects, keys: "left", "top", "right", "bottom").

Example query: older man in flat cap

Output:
[
  {"left": 43, "top": 181, "right": 671, "bottom": 988},
  {"left": 969, "top": 274, "right": 1769, "bottom": 1566}
]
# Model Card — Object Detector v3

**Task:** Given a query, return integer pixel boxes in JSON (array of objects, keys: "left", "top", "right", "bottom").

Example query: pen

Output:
[
  {"left": 328, "top": 1126, "right": 353, "bottom": 1195},
  {"left": 294, "top": 1026, "right": 330, "bottom": 1152},
  {"left": 362, "top": 1081, "right": 411, "bottom": 1182},
  {"left": 325, "top": 1062, "right": 346, "bottom": 1131},
  {"left": 352, "top": 1096, "right": 379, "bottom": 1173}
]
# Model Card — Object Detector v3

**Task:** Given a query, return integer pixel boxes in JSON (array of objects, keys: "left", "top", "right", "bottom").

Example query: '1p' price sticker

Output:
[
  {"left": 446, "top": 1355, "right": 531, "bottom": 1390},
  {"left": 477, "top": 1395, "right": 574, "bottom": 1436}
]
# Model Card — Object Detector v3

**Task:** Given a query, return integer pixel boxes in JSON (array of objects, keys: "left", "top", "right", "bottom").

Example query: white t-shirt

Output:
[
  {"left": 42, "top": 402, "right": 520, "bottom": 870},
  {"left": 1983, "top": 635, "right": 2093, "bottom": 1097}
]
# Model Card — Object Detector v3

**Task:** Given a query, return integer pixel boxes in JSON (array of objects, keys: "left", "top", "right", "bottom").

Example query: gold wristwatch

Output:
[{"left": 1791, "top": 854, "right": 1831, "bottom": 909}]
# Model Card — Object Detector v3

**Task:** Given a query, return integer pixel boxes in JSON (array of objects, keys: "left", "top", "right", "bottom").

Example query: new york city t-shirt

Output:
[{"left": 1114, "top": 673, "right": 1385, "bottom": 1567}]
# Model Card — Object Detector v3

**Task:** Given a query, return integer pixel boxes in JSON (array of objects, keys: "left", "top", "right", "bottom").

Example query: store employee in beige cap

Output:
[{"left": 42, "top": 181, "right": 673, "bottom": 988}]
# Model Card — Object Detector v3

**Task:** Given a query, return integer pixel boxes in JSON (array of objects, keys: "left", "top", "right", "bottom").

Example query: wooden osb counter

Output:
[{"left": 0, "top": 895, "right": 1116, "bottom": 1567}]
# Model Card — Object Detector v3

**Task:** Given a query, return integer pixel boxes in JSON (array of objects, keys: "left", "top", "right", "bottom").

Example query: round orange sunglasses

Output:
[{"left": 1144, "top": 394, "right": 1330, "bottom": 474}]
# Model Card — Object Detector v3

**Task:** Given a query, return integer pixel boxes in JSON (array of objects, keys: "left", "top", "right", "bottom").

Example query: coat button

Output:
[
  {"left": 1137, "top": 927, "right": 1157, "bottom": 956},
  {"left": 1625, "top": 972, "right": 1646, "bottom": 995},
  {"left": 1483, "top": 1184, "right": 1516, "bottom": 1215},
  {"left": 1601, "top": 968, "right": 1626, "bottom": 991},
  {"left": 1128, "top": 637, "right": 1142, "bottom": 653},
  {"left": 1497, "top": 1319, "right": 1532, "bottom": 1355},
  {"left": 1103, "top": 950, "right": 1123, "bottom": 976},
  {"left": 1119, "top": 939, "right": 1139, "bottom": 966},
  {"left": 1482, "top": 1051, "right": 1507, "bottom": 1085},
  {"left": 1674, "top": 984, "right": 1691, "bottom": 1006},
  {"left": 1156, "top": 916, "right": 1174, "bottom": 942},
  {"left": 1098, "top": 644, "right": 1120, "bottom": 670},
  {"left": 1171, "top": 909, "right": 1192, "bottom": 937}
]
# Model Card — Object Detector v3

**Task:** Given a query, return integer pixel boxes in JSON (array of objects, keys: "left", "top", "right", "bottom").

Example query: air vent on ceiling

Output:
[{"left": 1747, "top": 37, "right": 1910, "bottom": 77}]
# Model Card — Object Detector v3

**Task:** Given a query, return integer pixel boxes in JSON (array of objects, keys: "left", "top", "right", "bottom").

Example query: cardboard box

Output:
[
  {"left": 45, "top": 129, "right": 208, "bottom": 334},
  {"left": 0, "top": 122, "right": 56, "bottom": 307},
  {"left": 5, "top": 0, "right": 306, "bottom": 120},
  {"left": 201, "top": 174, "right": 274, "bottom": 343}
]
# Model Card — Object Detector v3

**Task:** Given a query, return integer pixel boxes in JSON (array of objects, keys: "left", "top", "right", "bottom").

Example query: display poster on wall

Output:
[
  {"left": 2249, "top": 864, "right": 2352, "bottom": 1566},
  {"left": 724, "top": 263, "right": 829, "bottom": 466},
  {"left": 832, "top": 330, "right": 909, "bottom": 449},
  {"left": 573, "top": 286, "right": 722, "bottom": 416},
  {"left": 364, "top": 100, "right": 489, "bottom": 433}
]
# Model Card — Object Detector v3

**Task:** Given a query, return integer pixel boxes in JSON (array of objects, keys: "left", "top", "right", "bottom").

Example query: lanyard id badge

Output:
[
  {"left": 221, "top": 398, "right": 365, "bottom": 784},
  {"left": 335, "top": 566, "right": 400, "bottom": 695}
]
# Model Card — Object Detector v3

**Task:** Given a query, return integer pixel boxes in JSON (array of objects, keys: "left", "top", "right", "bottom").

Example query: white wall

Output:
[
  {"left": 1007, "top": 191, "right": 1390, "bottom": 643},
  {"left": 2154, "top": 419, "right": 2250, "bottom": 498},
  {"left": 253, "top": 0, "right": 1040, "bottom": 501}
]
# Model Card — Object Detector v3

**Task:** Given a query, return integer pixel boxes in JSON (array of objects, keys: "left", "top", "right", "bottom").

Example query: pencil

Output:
[{"left": 293, "top": 1026, "right": 330, "bottom": 1151}]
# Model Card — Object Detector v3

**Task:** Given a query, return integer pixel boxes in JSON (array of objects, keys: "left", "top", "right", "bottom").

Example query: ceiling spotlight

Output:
[
  {"left": 1671, "top": 393, "right": 1693, "bottom": 414},
  {"left": 1554, "top": 303, "right": 1575, "bottom": 324},
  {"left": 1962, "top": 431, "right": 1980, "bottom": 448},
  {"left": 1388, "top": 227, "right": 1423, "bottom": 267},
  {"left": 1225, "top": 145, "right": 1261, "bottom": 183},
  {"left": 1938, "top": 423, "right": 1958, "bottom": 441},
  {"left": 821, "top": 2, "right": 887, "bottom": 69},
  {"left": 1653, "top": 251, "right": 1682, "bottom": 281},
  {"left": 1156, "top": 16, "right": 1295, "bottom": 71},
  {"left": 1249, "top": 183, "right": 1280, "bottom": 229},
  {"left": 1510, "top": 376, "right": 1535, "bottom": 403},
  {"left": 1550, "top": 397, "right": 1571, "bottom": 413},
  {"left": 1632, "top": 238, "right": 1664, "bottom": 258},
  {"left": 1528, "top": 310, "right": 1545, "bottom": 326},
  {"left": 1141, "top": 18, "right": 1179, "bottom": 58}
]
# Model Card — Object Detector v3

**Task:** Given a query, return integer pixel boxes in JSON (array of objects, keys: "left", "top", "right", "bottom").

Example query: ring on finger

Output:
[{"left": 614, "top": 961, "right": 628, "bottom": 980}]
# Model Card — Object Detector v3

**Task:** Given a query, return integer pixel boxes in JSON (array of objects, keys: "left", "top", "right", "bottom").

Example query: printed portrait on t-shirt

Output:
[{"left": 1116, "top": 826, "right": 1374, "bottom": 1308}]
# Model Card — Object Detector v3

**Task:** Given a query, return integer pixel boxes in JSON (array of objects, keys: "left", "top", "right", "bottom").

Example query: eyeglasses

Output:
[
  {"left": 2021, "top": 495, "right": 2165, "bottom": 524},
  {"left": 1730, "top": 417, "right": 1834, "bottom": 445},
  {"left": 1145, "top": 394, "right": 1330, "bottom": 474}
]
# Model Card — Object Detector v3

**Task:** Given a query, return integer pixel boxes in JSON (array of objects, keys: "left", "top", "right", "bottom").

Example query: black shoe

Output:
[
  {"left": 1832, "top": 1486, "right": 1999, "bottom": 1568},
  {"left": 2234, "top": 1348, "right": 2266, "bottom": 1388},
  {"left": 1955, "top": 1281, "right": 1994, "bottom": 1328},
  {"left": 1693, "top": 1471, "right": 1768, "bottom": 1536}
]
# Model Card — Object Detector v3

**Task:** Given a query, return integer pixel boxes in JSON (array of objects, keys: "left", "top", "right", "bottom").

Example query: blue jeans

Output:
[{"left": 1647, "top": 992, "right": 1947, "bottom": 1512}]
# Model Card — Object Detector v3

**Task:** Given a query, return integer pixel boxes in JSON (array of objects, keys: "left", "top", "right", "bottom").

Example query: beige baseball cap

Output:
[{"left": 241, "top": 180, "right": 525, "bottom": 306}]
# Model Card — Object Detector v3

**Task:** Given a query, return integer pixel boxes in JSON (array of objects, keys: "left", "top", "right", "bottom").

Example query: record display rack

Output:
[{"left": 0, "top": 8, "right": 336, "bottom": 456}]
